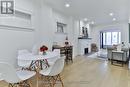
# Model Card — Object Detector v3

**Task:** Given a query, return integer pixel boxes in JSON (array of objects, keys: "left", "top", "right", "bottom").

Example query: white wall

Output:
[
  {"left": 0, "top": 0, "right": 36, "bottom": 66},
  {"left": 91, "top": 22, "right": 129, "bottom": 48},
  {"left": 0, "top": 30, "right": 34, "bottom": 64}
]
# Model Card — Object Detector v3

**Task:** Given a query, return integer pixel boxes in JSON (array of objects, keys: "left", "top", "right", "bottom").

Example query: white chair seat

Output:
[
  {"left": 48, "top": 61, "right": 55, "bottom": 66},
  {"left": 47, "top": 49, "right": 60, "bottom": 66},
  {"left": 16, "top": 70, "right": 36, "bottom": 81},
  {"left": 40, "top": 66, "right": 53, "bottom": 76},
  {"left": 47, "top": 58, "right": 57, "bottom": 66}
]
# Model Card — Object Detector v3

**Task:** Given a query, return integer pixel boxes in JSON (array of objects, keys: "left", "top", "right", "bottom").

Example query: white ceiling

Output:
[{"left": 44, "top": 0, "right": 129, "bottom": 25}]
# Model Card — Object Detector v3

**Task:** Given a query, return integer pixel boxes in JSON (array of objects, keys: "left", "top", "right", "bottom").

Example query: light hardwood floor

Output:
[{"left": 1, "top": 56, "right": 130, "bottom": 87}]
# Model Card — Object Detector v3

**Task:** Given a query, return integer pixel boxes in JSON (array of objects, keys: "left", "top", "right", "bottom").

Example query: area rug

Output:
[{"left": 87, "top": 50, "right": 107, "bottom": 60}]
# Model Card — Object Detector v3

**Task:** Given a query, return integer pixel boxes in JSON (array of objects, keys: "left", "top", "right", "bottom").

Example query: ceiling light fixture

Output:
[
  {"left": 84, "top": 18, "right": 88, "bottom": 21},
  {"left": 112, "top": 18, "right": 116, "bottom": 21},
  {"left": 91, "top": 21, "right": 95, "bottom": 24},
  {"left": 109, "top": 13, "right": 114, "bottom": 16},
  {"left": 65, "top": 3, "right": 70, "bottom": 8}
]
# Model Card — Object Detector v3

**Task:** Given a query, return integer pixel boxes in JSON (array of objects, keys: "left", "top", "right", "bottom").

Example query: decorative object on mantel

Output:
[
  {"left": 78, "top": 20, "right": 91, "bottom": 40},
  {"left": 82, "top": 27, "right": 88, "bottom": 37},
  {"left": 78, "top": 37, "right": 92, "bottom": 39},
  {"left": 40, "top": 45, "right": 48, "bottom": 55}
]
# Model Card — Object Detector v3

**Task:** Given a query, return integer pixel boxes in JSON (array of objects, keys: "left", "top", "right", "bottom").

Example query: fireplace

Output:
[
  {"left": 78, "top": 38, "right": 92, "bottom": 55},
  {"left": 84, "top": 48, "right": 88, "bottom": 54}
]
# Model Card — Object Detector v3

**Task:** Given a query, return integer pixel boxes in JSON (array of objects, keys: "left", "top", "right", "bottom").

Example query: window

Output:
[
  {"left": 112, "top": 32, "right": 118, "bottom": 44},
  {"left": 106, "top": 32, "right": 111, "bottom": 45},
  {"left": 101, "top": 31, "right": 121, "bottom": 48}
]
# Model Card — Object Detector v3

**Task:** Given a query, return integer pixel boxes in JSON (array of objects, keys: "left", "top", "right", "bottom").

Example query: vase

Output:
[
  {"left": 65, "top": 41, "right": 69, "bottom": 45},
  {"left": 43, "top": 51, "right": 46, "bottom": 55}
]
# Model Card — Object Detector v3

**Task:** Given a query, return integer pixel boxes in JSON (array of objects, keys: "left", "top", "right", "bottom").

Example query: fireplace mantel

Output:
[{"left": 78, "top": 37, "right": 92, "bottom": 39}]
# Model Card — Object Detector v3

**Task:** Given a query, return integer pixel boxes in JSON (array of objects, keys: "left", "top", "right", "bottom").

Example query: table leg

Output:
[
  {"left": 111, "top": 52, "right": 113, "bottom": 65},
  {"left": 122, "top": 53, "right": 123, "bottom": 67},
  {"left": 35, "top": 61, "right": 40, "bottom": 87}
]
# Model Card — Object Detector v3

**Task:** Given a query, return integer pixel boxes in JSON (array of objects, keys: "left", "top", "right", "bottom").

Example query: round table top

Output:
[{"left": 17, "top": 51, "right": 59, "bottom": 60}]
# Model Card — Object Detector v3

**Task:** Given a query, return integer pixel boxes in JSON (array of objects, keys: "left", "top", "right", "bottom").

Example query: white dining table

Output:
[
  {"left": 17, "top": 51, "right": 59, "bottom": 87},
  {"left": 18, "top": 51, "right": 59, "bottom": 60}
]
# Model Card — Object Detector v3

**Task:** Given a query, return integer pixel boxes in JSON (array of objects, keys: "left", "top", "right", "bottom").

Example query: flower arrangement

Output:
[{"left": 40, "top": 45, "right": 48, "bottom": 55}]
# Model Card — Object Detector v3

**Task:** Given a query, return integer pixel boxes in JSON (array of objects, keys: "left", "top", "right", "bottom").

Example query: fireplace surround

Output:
[{"left": 78, "top": 38, "right": 92, "bottom": 55}]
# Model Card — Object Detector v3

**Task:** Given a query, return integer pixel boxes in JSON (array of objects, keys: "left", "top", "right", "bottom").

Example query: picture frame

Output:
[{"left": 56, "top": 22, "right": 67, "bottom": 33}]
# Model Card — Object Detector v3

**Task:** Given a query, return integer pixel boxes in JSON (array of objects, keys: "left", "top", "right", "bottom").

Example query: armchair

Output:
[
  {"left": 107, "top": 46, "right": 129, "bottom": 62},
  {"left": 107, "top": 46, "right": 116, "bottom": 60}
]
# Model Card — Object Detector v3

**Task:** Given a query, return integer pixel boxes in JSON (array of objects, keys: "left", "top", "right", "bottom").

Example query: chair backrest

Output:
[
  {"left": 117, "top": 44, "right": 121, "bottom": 51},
  {"left": 53, "top": 49, "right": 60, "bottom": 58},
  {"left": 49, "top": 57, "right": 65, "bottom": 76},
  {"left": 53, "top": 49, "right": 60, "bottom": 54},
  {"left": 0, "top": 62, "right": 20, "bottom": 83},
  {"left": 18, "top": 50, "right": 32, "bottom": 67}
]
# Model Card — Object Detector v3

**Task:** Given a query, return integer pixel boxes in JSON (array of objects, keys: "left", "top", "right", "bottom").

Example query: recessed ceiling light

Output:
[
  {"left": 91, "top": 21, "right": 95, "bottom": 24},
  {"left": 109, "top": 13, "right": 114, "bottom": 16},
  {"left": 84, "top": 18, "right": 88, "bottom": 21},
  {"left": 65, "top": 3, "right": 70, "bottom": 8},
  {"left": 112, "top": 18, "right": 116, "bottom": 21}
]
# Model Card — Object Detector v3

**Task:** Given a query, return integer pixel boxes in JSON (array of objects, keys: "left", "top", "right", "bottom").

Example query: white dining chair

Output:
[
  {"left": 0, "top": 62, "right": 36, "bottom": 87},
  {"left": 47, "top": 49, "right": 61, "bottom": 66},
  {"left": 53, "top": 49, "right": 60, "bottom": 57},
  {"left": 40, "top": 56, "right": 65, "bottom": 87},
  {"left": 18, "top": 49, "right": 33, "bottom": 69}
]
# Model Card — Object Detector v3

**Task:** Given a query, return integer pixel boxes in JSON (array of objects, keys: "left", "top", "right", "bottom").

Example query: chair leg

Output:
[
  {"left": 28, "top": 80, "right": 32, "bottom": 87},
  {"left": 41, "top": 74, "right": 64, "bottom": 87},
  {"left": 41, "top": 76, "right": 52, "bottom": 87},
  {"left": 8, "top": 83, "right": 13, "bottom": 87},
  {"left": 52, "top": 74, "right": 64, "bottom": 87},
  {"left": 19, "top": 80, "right": 31, "bottom": 87},
  {"left": 8, "top": 83, "right": 18, "bottom": 87},
  {"left": 9, "top": 80, "right": 32, "bottom": 87},
  {"left": 51, "top": 76, "right": 55, "bottom": 87},
  {"left": 58, "top": 74, "right": 64, "bottom": 87}
]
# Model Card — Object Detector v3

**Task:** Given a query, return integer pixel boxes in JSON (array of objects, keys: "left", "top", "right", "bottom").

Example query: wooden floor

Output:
[{"left": 1, "top": 55, "right": 130, "bottom": 87}]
